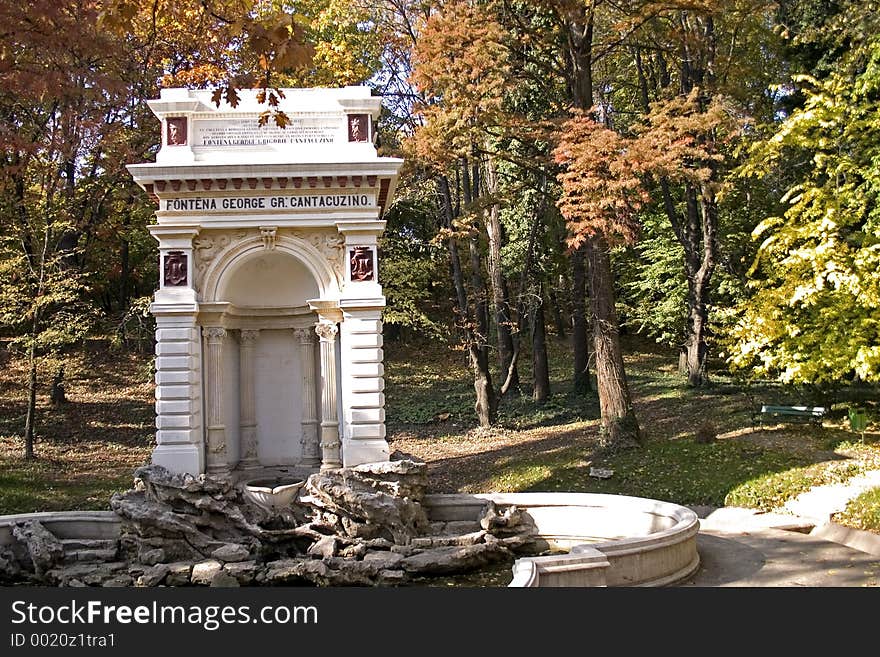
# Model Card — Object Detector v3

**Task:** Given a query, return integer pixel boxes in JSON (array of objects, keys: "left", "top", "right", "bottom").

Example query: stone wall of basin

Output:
[
  {"left": 424, "top": 492, "right": 701, "bottom": 587},
  {"left": 0, "top": 511, "right": 120, "bottom": 545},
  {"left": 0, "top": 492, "right": 700, "bottom": 587}
]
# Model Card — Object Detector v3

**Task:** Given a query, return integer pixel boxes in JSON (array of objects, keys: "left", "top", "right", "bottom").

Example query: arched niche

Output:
[
  {"left": 219, "top": 250, "right": 319, "bottom": 308},
  {"left": 201, "top": 235, "right": 340, "bottom": 306},
  {"left": 205, "top": 246, "right": 329, "bottom": 470}
]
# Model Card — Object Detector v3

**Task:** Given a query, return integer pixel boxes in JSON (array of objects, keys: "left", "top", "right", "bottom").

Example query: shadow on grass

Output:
[
  {"left": 0, "top": 453, "right": 144, "bottom": 514},
  {"left": 0, "top": 398, "right": 153, "bottom": 449}
]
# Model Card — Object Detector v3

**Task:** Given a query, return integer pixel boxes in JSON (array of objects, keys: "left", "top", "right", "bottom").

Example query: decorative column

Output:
[
  {"left": 238, "top": 329, "right": 260, "bottom": 470},
  {"left": 315, "top": 321, "right": 341, "bottom": 470},
  {"left": 204, "top": 327, "right": 230, "bottom": 477},
  {"left": 295, "top": 327, "right": 321, "bottom": 467}
]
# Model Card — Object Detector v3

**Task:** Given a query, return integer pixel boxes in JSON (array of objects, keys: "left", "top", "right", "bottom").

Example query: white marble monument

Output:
[{"left": 127, "top": 87, "right": 402, "bottom": 478}]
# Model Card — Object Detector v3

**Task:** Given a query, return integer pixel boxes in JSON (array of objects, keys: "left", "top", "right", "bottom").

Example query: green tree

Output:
[{"left": 729, "top": 11, "right": 880, "bottom": 383}]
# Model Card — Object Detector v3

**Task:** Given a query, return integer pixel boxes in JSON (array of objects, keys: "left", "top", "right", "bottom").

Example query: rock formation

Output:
[{"left": 1, "top": 457, "right": 535, "bottom": 587}]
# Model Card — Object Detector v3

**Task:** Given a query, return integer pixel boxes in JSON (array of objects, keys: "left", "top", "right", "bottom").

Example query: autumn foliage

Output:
[{"left": 553, "top": 112, "right": 646, "bottom": 248}]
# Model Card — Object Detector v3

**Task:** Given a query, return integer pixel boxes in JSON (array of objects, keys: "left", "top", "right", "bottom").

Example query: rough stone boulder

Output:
[
  {"left": 302, "top": 459, "right": 430, "bottom": 544},
  {"left": 11, "top": 520, "right": 64, "bottom": 577},
  {"left": 110, "top": 465, "right": 269, "bottom": 563},
  {"left": 0, "top": 546, "right": 24, "bottom": 583}
]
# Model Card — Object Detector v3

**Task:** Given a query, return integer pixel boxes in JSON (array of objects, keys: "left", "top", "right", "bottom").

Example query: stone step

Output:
[
  {"left": 61, "top": 539, "right": 119, "bottom": 564},
  {"left": 63, "top": 548, "right": 120, "bottom": 564},
  {"left": 61, "top": 538, "right": 118, "bottom": 551}
]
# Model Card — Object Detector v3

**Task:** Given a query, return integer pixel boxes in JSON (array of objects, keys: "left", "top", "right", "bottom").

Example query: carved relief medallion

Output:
[
  {"left": 163, "top": 251, "right": 188, "bottom": 286},
  {"left": 349, "top": 246, "right": 374, "bottom": 282},
  {"left": 347, "top": 114, "right": 369, "bottom": 142},
  {"left": 167, "top": 117, "right": 187, "bottom": 146}
]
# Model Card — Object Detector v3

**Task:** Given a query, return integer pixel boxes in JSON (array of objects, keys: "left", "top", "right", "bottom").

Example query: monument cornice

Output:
[
  {"left": 127, "top": 161, "right": 402, "bottom": 216},
  {"left": 127, "top": 160, "right": 403, "bottom": 183}
]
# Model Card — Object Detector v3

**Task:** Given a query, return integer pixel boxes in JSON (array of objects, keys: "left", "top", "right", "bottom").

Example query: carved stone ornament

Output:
[
  {"left": 166, "top": 117, "right": 187, "bottom": 146},
  {"left": 294, "top": 327, "right": 315, "bottom": 344},
  {"left": 260, "top": 226, "right": 277, "bottom": 250},
  {"left": 314, "top": 322, "right": 339, "bottom": 342},
  {"left": 194, "top": 234, "right": 232, "bottom": 273},
  {"left": 349, "top": 246, "right": 374, "bottom": 282},
  {"left": 163, "top": 251, "right": 188, "bottom": 287},
  {"left": 239, "top": 329, "right": 260, "bottom": 344},
  {"left": 207, "top": 434, "right": 227, "bottom": 455},
  {"left": 347, "top": 114, "right": 369, "bottom": 142},
  {"left": 204, "top": 327, "right": 227, "bottom": 342},
  {"left": 307, "top": 232, "right": 345, "bottom": 281}
]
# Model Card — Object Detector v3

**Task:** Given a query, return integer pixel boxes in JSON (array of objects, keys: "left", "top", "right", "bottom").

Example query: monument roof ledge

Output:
[
  {"left": 151, "top": 86, "right": 381, "bottom": 114},
  {"left": 126, "top": 159, "right": 404, "bottom": 182}
]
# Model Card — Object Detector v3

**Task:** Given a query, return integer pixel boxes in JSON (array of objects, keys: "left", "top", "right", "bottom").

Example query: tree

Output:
[
  {"left": 0, "top": 0, "right": 121, "bottom": 456},
  {"left": 554, "top": 112, "right": 644, "bottom": 446},
  {"left": 629, "top": 90, "right": 744, "bottom": 386},
  {"left": 728, "top": 8, "right": 880, "bottom": 383}
]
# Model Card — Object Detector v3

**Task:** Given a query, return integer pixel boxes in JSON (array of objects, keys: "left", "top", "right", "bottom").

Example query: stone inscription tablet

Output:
[
  {"left": 161, "top": 194, "right": 376, "bottom": 212},
  {"left": 194, "top": 117, "right": 342, "bottom": 147}
]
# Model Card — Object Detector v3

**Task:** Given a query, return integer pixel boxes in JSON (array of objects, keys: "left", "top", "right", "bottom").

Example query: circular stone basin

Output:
[
  {"left": 423, "top": 492, "right": 701, "bottom": 587},
  {"left": 241, "top": 478, "right": 305, "bottom": 511}
]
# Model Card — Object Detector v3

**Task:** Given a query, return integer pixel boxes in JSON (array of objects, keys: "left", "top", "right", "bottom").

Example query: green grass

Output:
[
  {"left": 835, "top": 487, "right": 880, "bottom": 532},
  {"left": 481, "top": 437, "right": 816, "bottom": 507},
  {"left": 387, "top": 335, "right": 880, "bottom": 532},
  {"left": 726, "top": 459, "right": 865, "bottom": 511},
  {"left": 0, "top": 456, "right": 136, "bottom": 513}
]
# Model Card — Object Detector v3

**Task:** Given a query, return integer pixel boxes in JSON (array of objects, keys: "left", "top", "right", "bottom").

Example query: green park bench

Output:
[{"left": 759, "top": 404, "right": 827, "bottom": 426}]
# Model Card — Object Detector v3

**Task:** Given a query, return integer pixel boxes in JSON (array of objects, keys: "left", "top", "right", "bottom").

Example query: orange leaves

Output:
[
  {"left": 210, "top": 85, "right": 240, "bottom": 108},
  {"left": 629, "top": 89, "right": 742, "bottom": 186},
  {"left": 162, "top": 64, "right": 226, "bottom": 89},
  {"left": 410, "top": 1, "right": 511, "bottom": 167},
  {"left": 247, "top": 13, "right": 315, "bottom": 73},
  {"left": 553, "top": 112, "right": 646, "bottom": 248},
  {"left": 553, "top": 89, "right": 744, "bottom": 248}
]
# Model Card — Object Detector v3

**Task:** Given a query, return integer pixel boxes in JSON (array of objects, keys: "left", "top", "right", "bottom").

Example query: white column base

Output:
[
  {"left": 150, "top": 443, "right": 203, "bottom": 476},
  {"left": 342, "top": 439, "right": 390, "bottom": 467}
]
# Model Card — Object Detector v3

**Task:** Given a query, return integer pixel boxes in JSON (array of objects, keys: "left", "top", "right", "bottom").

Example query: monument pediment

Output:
[
  {"left": 143, "top": 86, "right": 384, "bottom": 165},
  {"left": 128, "top": 86, "right": 402, "bottom": 221}
]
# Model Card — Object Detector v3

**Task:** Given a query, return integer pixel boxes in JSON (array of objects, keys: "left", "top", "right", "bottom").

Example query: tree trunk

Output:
[
  {"left": 502, "top": 189, "right": 546, "bottom": 397},
  {"left": 548, "top": 284, "right": 567, "bottom": 339},
  {"left": 685, "top": 184, "right": 717, "bottom": 386},
  {"left": 50, "top": 365, "right": 66, "bottom": 405},
  {"left": 119, "top": 210, "right": 131, "bottom": 312},
  {"left": 663, "top": 177, "right": 716, "bottom": 386},
  {"left": 469, "top": 231, "right": 495, "bottom": 425},
  {"left": 484, "top": 164, "right": 518, "bottom": 393},
  {"left": 586, "top": 237, "right": 640, "bottom": 449},
  {"left": 463, "top": 160, "right": 496, "bottom": 424},
  {"left": 571, "top": 245, "right": 591, "bottom": 393},
  {"left": 532, "top": 287, "right": 551, "bottom": 403},
  {"left": 437, "top": 174, "right": 495, "bottom": 427},
  {"left": 24, "top": 342, "right": 37, "bottom": 459}
]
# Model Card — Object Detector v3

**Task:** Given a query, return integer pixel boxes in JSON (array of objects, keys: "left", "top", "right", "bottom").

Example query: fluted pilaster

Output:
[
  {"left": 315, "top": 321, "right": 341, "bottom": 470},
  {"left": 238, "top": 328, "right": 260, "bottom": 470},
  {"left": 203, "top": 326, "right": 229, "bottom": 476}
]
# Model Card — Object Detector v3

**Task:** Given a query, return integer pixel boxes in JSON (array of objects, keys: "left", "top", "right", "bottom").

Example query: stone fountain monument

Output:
[
  {"left": 127, "top": 86, "right": 403, "bottom": 480},
  {"left": 0, "top": 87, "right": 701, "bottom": 590}
]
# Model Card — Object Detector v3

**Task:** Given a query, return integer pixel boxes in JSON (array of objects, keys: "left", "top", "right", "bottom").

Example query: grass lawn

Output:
[
  {"left": 0, "top": 342, "right": 154, "bottom": 513},
  {"left": 385, "top": 334, "right": 880, "bottom": 521},
  {"left": 1, "top": 333, "right": 878, "bottom": 535}
]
